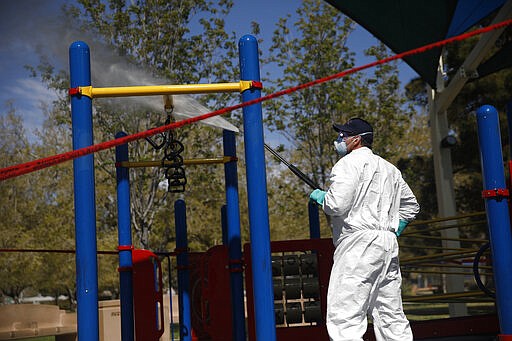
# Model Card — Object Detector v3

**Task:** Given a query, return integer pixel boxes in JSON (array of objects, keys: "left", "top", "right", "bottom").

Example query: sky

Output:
[{"left": 0, "top": 0, "right": 417, "bottom": 143}]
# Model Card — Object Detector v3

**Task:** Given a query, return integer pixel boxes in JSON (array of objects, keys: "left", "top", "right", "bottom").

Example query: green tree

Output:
[
  {"left": 359, "top": 43, "right": 420, "bottom": 163},
  {"left": 0, "top": 106, "right": 43, "bottom": 302},
  {"left": 404, "top": 28, "right": 512, "bottom": 217},
  {"left": 35, "top": 0, "right": 250, "bottom": 253},
  {"left": 31, "top": 101, "right": 84, "bottom": 309},
  {"left": 446, "top": 34, "right": 512, "bottom": 214},
  {"left": 265, "top": 0, "right": 418, "bottom": 184},
  {"left": 264, "top": 0, "right": 359, "bottom": 190},
  {"left": 262, "top": 0, "right": 421, "bottom": 236},
  {"left": 2, "top": 0, "right": 254, "bottom": 303}
]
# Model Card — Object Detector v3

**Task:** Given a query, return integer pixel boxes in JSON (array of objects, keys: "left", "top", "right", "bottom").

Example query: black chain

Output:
[
  {"left": 162, "top": 123, "right": 187, "bottom": 193},
  {"left": 146, "top": 112, "right": 187, "bottom": 193}
]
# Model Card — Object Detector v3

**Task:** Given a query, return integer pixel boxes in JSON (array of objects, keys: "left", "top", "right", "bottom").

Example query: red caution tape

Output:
[{"left": 1, "top": 19, "right": 512, "bottom": 181}]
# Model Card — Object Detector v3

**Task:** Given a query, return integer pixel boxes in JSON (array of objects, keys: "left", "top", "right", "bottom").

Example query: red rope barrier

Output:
[
  {"left": 1, "top": 19, "right": 511, "bottom": 181},
  {"left": 0, "top": 248, "right": 176, "bottom": 256},
  {"left": 0, "top": 248, "right": 114, "bottom": 254}
]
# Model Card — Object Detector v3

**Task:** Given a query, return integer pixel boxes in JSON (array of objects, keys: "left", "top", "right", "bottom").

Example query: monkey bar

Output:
[
  {"left": 117, "top": 156, "right": 237, "bottom": 168},
  {"left": 68, "top": 81, "right": 262, "bottom": 98}
]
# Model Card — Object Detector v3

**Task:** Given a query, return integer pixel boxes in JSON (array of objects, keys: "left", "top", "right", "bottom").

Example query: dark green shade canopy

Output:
[{"left": 325, "top": 0, "right": 507, "bottom": 88}]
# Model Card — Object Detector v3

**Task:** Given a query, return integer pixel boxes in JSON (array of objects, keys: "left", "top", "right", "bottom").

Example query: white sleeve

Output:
[
  {"left": 322, "top": 161, "right": 359, "bottom": 217},
  {"left": 399, "top": 179, "right": 420, "bottom": 222}
]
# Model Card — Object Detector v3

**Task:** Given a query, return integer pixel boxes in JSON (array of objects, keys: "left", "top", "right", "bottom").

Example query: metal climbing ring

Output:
[{"left": 472, "top": 242, "right": 495, "bottom": 299}]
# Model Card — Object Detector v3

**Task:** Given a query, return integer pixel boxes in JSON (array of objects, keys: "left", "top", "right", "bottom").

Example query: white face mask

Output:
[
  {"left": 333, "top": 132, "right": 372, "bottom": 157},
  {"left": 334, "top": 139, "right": 348, "bottom": 156}
]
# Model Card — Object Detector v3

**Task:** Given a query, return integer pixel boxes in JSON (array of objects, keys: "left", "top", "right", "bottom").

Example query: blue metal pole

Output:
[
  {"left": 221, "top": 204, "right": 229, "bottom": 246},
  {"left": 223, "top": 130, "right": 246, "bottom": 341},
  {"left": 308, "top": 202, "right": 321, "bottom": 239},
  {"left": 475, "top": 105, "right": 512, "bottom": 335},
  {"left": 115, "top": 131, "right": 134, "bottom": 341},
  {"left": 239, "top": 35, "right": 276, "bottom": 341},
  {"left": 175, "top": 199, "right": 191, "bottom": 341},
  {"left": 69, "top": 41, "right": 99, "bottom": 341},
  {"left": 507, "top": 101, "right": 512, "bottom": 159}
]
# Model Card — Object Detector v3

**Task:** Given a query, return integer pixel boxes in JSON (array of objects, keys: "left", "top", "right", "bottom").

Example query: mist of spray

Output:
[
  {"left": 0, "top": 0, "right": 239, "bottom": 132},
  {"left": 90, "top": 57, "right": 239, "bottom": 132}
]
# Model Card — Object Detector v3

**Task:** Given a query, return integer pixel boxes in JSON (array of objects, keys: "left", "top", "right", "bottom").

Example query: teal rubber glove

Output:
[
  {"left": 396, "top": 219, "right": 409, "bottom": 237},
  {"left": 309, "top": 189, "right": 326, "bottom": 206}
]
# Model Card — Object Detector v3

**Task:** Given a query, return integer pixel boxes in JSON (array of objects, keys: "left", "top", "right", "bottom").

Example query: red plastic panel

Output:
[
  {"left": 244, "top": 238, "right": 334, "bottom": 341},
  {"left": 132, "top": 249, "right": 164, "bottom": 341},
  {"left": 189, "top": 245, "right": 233, "bottom": 340}
]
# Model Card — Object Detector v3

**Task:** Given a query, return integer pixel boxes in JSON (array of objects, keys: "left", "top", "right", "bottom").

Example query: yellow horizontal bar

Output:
[
  {"left": 401, "top": 234, "right": 488, "bottom": 243},
  {"left": 118, "top": 156, "right": 237, "bottom": 168},
  {"left": 400, "top": 245, "right": 468, "bottom": 251},
  {"left": 404, "top": 219, "right": 487, "bottom": 235},
  {"left": 78, "top": 81, "right": 253, "bottom": 98},
  {"left": 413, "top": 263, "right": 493, "bottom": 270},
  {"left": 401, "top": 269, "right": 474, "bottom": 276},
  {"left": 403, "top": 290, "right": 489, "bottom": 302},
  {"left": 400, "top": 249, "right": 479, "bottom": 265},
  {"left": 409, "top": 211, "right": 486, "bottom": 226}
]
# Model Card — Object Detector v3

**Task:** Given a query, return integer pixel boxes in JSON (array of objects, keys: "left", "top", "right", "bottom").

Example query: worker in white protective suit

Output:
[{"left": 309, "top": 118, "right": 420, "bottom": 341}]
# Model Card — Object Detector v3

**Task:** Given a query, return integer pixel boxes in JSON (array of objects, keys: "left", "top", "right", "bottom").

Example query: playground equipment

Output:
[
  {"left": 245, "top": 238, "right": 332, "bottom": 340},
  {"left": 475, "top": 105, "right": 512, "bottom": 339},
  {"left": 69, "top": 35, "right": 266, "bottom": 341},
  {"left": 66, "top": 32, "right": 512, "bottom": 340},
  {"left": 132, "top": 249, "right": 165, "bottom": 341}
]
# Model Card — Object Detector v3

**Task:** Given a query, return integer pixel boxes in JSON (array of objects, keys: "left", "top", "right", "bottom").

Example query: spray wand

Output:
[{"left": 263, "top": 144, "right": 322, "bottom": 190}]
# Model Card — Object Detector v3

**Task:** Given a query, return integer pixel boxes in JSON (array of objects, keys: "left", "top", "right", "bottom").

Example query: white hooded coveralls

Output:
[{"left": 322, "top": 147, "right": 419, "bottom": 341}]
